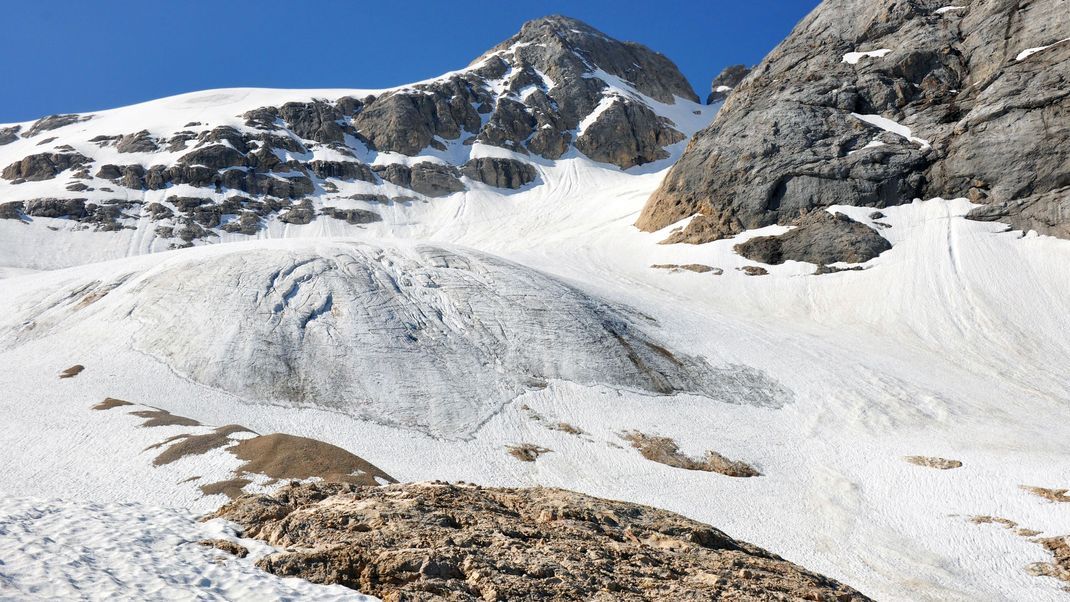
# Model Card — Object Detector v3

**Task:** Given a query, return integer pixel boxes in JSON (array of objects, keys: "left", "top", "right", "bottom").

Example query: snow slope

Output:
[
  {"left": 1, "top": 35, "right": 1069, "bottom": 602},
  {"left": 2, "top": 173, "right": 1070, "bottom": 601}
]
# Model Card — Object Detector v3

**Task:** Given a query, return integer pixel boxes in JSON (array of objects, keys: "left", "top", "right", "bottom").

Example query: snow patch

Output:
[
  {"left": 850, "top": 112, "right": 931, "bottom": 150},
  {"left": 842, "top": 49, "right": 892, "bottom": 65},
  {"left": 1016, "top": 38, "right": 1070, "bottom": 61}
]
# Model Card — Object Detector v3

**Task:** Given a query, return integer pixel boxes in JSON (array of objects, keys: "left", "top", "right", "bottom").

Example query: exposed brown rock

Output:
[
  {"left": 506, "top": 443, "right": 551, "bottom": 462},
  {"left": 905, "top": 456, "right": 962, "bottom": 470},
  {"left": 228, "top": 433, "right": 397, "bottom": 487},
  {"left": 1022, "top": 486, "right": 1070, "bottom": 503},
  {"left": 621, "top": 431, "right": 760, "bottom": 478},
  {"left": 651, "top": 263, "right": 722, "bottom": 274},
  {"left": 1027, "top": 536, "right": 1070, "bottom": 585},
  {"left": 738, "top": 266, "right": 769, "bottom": 276},
  {"left": 129, "top": 408, "right": 202, "bottom": 428},
  {"left": 92, "top": 397, "right": 133, "bottom": 411},
  {"left": 198, "top": 538, "right": 249, "bottom": 558},
  {"left": 148, "top": 425, "right": 254, "bottom": 466},
  {"left": 214, "top": 481, "right": 869, "bottom": 601},
  {"left": 59, "top": 365, "right": 84, "bottom": 379},
  {"left": 201, "top": 478, "right": 253, "bottom": 500}
]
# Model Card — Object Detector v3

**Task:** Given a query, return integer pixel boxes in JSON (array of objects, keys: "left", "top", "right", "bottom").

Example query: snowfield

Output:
[
  {"left": 1, "top": 83, "right": 1069, "bottom": 601},
  {"left": 0, "top": 496, "right": 371, "bottom": 601}
]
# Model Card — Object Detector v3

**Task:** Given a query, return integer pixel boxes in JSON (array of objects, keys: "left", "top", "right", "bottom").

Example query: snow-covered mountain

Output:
[
  {"left": 2, "top": 7, "right": 1070, "bottom": 602},
  {"left": 0, "top": 15, "right": 708, "bottom": 270}
]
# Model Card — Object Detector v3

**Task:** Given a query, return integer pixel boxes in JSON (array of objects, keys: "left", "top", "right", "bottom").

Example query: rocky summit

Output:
[
  {"left": 637, "top": 0, "right": 1070, "bottom": 260},
  {"left": 215, "top": 481, "right": 870, "bottom": 601}
]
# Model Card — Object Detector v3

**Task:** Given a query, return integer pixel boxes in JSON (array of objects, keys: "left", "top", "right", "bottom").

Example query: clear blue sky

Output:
[{"left": 0, "top": 0, "right": 819, "bottom": 123}]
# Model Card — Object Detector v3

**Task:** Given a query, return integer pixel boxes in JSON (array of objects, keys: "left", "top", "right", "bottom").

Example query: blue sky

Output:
[{"left": 0, "top": 0, "right": 819, "bottom": 123}]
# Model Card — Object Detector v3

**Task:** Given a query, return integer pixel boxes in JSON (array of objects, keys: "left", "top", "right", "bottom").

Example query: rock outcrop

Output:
[
  {"left": 460, "top": 157, "right": 537, "bottom": 189},
  {"left": 965, "top": 186, "right": 1070, "bottom": 238},
  {"left": 214, "top": 481, "right": 870, "bottom": 601},
  {"left": 638, "top": 0, "right": 1070, "bottom": 245},
  {"left": 2, "top": 152, "right": 90, "bottom": 182},
  {"left": 706, "top": 64, "right": 751, "bottom": 104},
  {"left": 734, "top": 211, "right": 891, "bottom": 266}
]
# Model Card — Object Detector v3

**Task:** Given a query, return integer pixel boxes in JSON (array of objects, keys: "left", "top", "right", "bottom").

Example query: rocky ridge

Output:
[
  {"left": 214, "top": 481, "right": 870, "bottom": 601},
  {"left": 638, "top": 0, "right": 1070, "bottom": 264},
  {"left": 0, "top": 16, "right": 700, "bottom": 247}
]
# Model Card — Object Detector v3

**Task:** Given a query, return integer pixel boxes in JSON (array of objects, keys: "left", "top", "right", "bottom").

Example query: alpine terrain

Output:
[{"left": 1, "top": 3, "right": 1069, "bottom": 600}]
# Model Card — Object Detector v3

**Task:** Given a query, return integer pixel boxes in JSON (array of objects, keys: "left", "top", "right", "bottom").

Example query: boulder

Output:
[{"left": 734, "top": 211, "right": 891, "bottom": 266}]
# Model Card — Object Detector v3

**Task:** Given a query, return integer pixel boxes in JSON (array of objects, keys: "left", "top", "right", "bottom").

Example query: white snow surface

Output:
[
  {"left": 851, "top": 112, "right": 932, "bottom": 149},
  {"left": 0, "top": 83, "right": 1069, "bottom": 602},
  {"left": 0, "top": 496, "right": 372, "bottom": 601},
  {"left": 842, "top": 48, "right": 892, "bottom": 64},
  {"left": 1016, "top": 38, "right": 1070, "bottom": 61}
]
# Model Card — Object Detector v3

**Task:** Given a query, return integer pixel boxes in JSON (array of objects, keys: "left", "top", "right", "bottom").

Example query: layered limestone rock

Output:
[
  {"left": 638, "top": 0, "right": 1070, "bottom": 246},
  {"left": 214, "top": 481, "right": 870, "bottom": 601}
]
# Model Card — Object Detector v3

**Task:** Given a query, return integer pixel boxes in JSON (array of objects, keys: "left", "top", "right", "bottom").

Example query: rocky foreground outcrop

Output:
[
  {"left": 215, "top": 481, "right": 869, "bottom": 601},
  {"left": 638, "top": 0, "right": 1070, "bottom": 256}
]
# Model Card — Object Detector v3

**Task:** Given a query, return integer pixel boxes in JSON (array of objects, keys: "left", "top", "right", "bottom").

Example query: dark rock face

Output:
[
  {"left": 321, "top": 207, "right": 382, "bottom": 225},
  {"left": 575, "top": 99, "right": 685, "bottom": 168},
  {"left": 2, "top": 153, "right": 91, "bottom": 182},
  {"left": 707, "top": 64, "right": 752, "bottom": 104},
  {"left": 277, "top": 101, "right": 348, "bottom": 144},
  {"left": 278, "top": 199, "right": 316, "bottom": 225},
  {"left": 460, "top": 157, "right": 537, "bottom": 189},
  {"left": 179, "top": 145, "right": 247, "bottom": 170},
  {"left": 735, "top": 211, "right": 891, "bottom": 266},
  {"left": 23, "top": 114, "right": 92, "bottom": 137},
  {"left": 639, "top": 0, "right": 1070, "bottom": 242},
  {"left": 374, "top": 162, "right": 466, "bottom": 197},
  {"left": 22, "top": 198, "right": 88, "bottom": 219},
  {"left": 214, "top": 481, "right": 870, "bottom": 602},
  {"left": 221, "top": 211, "right": 263, "bottom": 235},
  {"left": 354, "top": 82, "right": 485, "bottom": 155},
  {"left": 116, "top": 130, "right": 158, "bottom": 153},
  {"left": 343, "top": 15, "right": 695, "bottom": 167},
  {"left": 0, "top": 201, "right": 24, "bottom": 220},
  {"left": 0, "top": 126, "right": 20, "bottom": 145},
  {"left": 307, "top": 160, "right": 377, "bottom": 182}
]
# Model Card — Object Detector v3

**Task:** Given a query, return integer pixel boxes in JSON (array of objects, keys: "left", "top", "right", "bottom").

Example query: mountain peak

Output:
[{"left": 476, "top": 15, "right": 698, "bottom": 105}]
